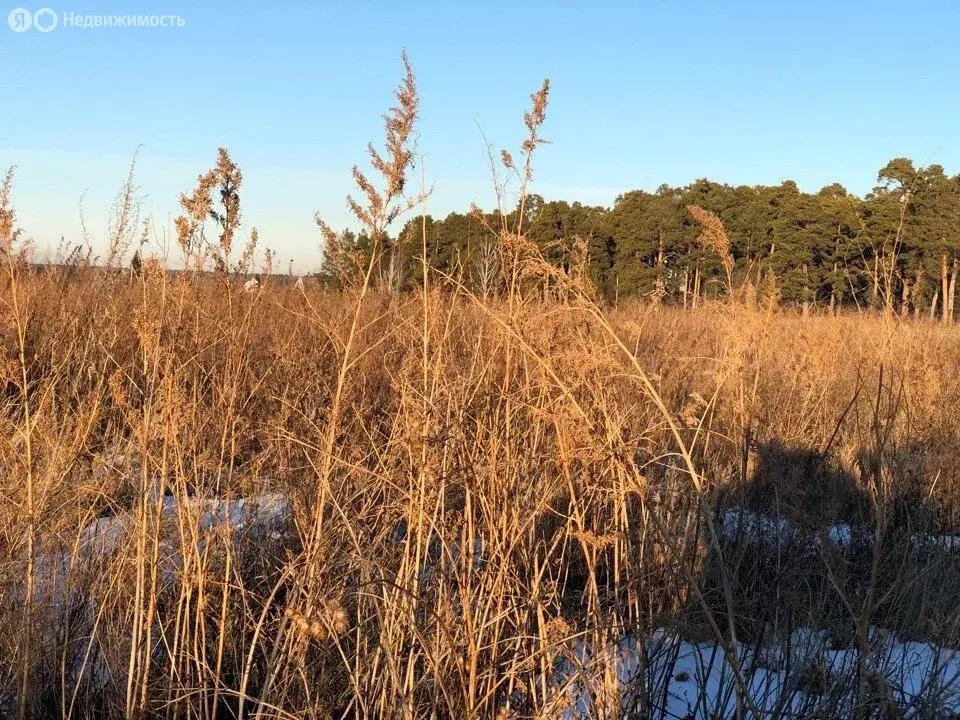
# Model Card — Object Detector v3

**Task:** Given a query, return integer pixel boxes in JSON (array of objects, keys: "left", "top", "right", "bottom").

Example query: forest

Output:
[{"left": 321, "top": 157, "right": 960, "bottom": 318}]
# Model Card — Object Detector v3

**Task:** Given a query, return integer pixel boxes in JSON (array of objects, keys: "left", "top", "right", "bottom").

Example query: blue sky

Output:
[{"left": 3, "top": 0, "right": 959, "bottom": 271}]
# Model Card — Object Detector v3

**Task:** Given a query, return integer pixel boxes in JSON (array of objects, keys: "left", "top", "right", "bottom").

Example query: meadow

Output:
[{"left": 4, "top": 59, "right": 960, "bottom": 720}]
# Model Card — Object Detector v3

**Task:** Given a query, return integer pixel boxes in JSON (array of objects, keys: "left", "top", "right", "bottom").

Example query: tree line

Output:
[{"left": 318, "top": 157, "right": 960, "bottom": 319}]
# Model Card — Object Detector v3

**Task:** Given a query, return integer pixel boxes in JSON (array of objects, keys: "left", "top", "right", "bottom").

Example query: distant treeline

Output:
[{"left": 319, "top": 157, "right": 960, "bottom": 318}]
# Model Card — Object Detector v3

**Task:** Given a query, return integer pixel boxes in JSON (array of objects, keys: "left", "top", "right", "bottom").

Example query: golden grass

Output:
[
  {"left": 2, "top": 266, "right": 960, "bottom": 717},
  {"left": 3, "top": 58, "right": 960, "bottom": 720}
]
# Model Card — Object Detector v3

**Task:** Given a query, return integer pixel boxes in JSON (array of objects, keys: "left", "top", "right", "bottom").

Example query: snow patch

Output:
[{"left": 563, "top": 628, "right": 960, "bottom": 719}]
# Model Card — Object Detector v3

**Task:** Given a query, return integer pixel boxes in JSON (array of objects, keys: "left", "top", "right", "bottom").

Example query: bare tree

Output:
[
  {"left": 469, "top": 234, "right": 500, "bottom": 301},
  {"left": 380, "top": 238, "right": 408, "bottom": 294}
]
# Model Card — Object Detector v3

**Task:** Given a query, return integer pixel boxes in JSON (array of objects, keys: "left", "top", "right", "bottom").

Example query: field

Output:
[
  {"left": 5, "top": 63, "right": 960, "bottom": 720},
  {"left": 4, "top": 262, "right": 960, "bottom": 718}
]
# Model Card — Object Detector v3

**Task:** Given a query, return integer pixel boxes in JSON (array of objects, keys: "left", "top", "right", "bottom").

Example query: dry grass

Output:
[
  {"left": 3, "top": 268, "right": 960, "bottom": 718},
  {"left": 4, "top": 59, "right": 960, "bottom": 720}
]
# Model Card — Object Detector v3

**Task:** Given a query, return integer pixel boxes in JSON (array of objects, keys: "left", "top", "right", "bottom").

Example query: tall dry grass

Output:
[{"left": 3, "top": 58, "right": 960, "bottom": 720}]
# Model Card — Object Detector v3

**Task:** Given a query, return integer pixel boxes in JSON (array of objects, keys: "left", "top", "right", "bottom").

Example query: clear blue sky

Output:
[{"left": 3, "top": 0, "right": 959, "bottom": 271}]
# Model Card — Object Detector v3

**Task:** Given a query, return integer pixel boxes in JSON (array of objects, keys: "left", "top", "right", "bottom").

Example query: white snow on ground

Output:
[
  {"left": 26, "top": 493, "right": 292, "bottom": 689},
  {"left": 719, "top": 507, "right": 856, "bottom": 548},
  {"left": 826, "top": 522, "right": 854, "bottom": 547},
  {"left": 557, "top": 508, "right": 960, "bottom": 719},
  {"left": 911, "top": 532, "right": 960, "bottom": 552},
  {"left": 35, "top": 492, "right": 291, "bottom": 599},
  {"left": 563, "top": 628, "right": 960, "bottom": 719},
  {"left": 719, "top": 508, "right": 795, "bottom": 542},
  {"left": 719, "top": 507, "right": 960, "bottom": 553},
  {"left": 77, "top": 492, "right": 290, "bottom": 556}
]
